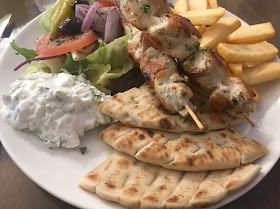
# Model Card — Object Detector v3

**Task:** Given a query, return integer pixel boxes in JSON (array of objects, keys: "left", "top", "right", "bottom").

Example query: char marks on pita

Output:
[
  {"left": 97, "top": 83, "right": 244, "bottom": 133},
  {"left": 99, "top": 122, "right": 268, "bottom": 171},
  {"left": 79, "top": 152, "right": 261, "bottom": 209}
]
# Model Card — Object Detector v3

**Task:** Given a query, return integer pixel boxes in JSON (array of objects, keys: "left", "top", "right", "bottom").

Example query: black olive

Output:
[
  {"left": 71, "top": 0, "right": 89, "bottom": 11},
  {"left": 58, "top": 17, "right": 82, "bottom": 36}
]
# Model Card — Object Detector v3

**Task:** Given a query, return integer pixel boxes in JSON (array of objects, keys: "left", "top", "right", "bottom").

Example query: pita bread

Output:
[
  {"left": 79, "top": 152, "right": 261, "bottom": 209},
  {"left": 99, "top": 122, "right": 268, "bottom": 171},
  {"left": 97, "top": 83, "right": 244, "bottom": 133}
]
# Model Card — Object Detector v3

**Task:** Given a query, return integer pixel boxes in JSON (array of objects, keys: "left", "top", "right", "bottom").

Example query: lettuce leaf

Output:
[
  {"left": 85, "top": 34, "right": 133, "bottom": 87},
  {"left": 63, "top": 53, "right": 89, "bottom": 75},
  {"left": 22, "top": 61, "right": 51, "bottom": 77},
  {"left": 39, "top": 4, "right": 55, "bottom": 32},
  {"left": 22, "top": 57, "right": 66, "bottom": 76},
  {"left": 10, "top": 40, "right": 37, "bottom": 59}
]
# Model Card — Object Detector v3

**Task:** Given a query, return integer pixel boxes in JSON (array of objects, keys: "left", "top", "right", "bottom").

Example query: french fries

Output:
[
  {"left": 195, "top": 25, "right": 206, "bottom": 34},
  {"left": 208, "top": 0, "right": 218, "bottom": 9},
  {"left": 251, "top": 86, "right": 260, "bottom": 102},
  {"left": 228, "top": 63, "right": 243, "bottom": 77},
  {"left": 173, "top": 0, "right": 280, "bottom": 99},
  {"left": 226, "top": 22, "right": 275, "bottom": 44},
  {"left": 179, "top": 8, "right": 225, "bottom": 25},
  {"left": 174, "top": 0, "right": 188, "bottom": 15},
  {"left": 189, "top": 0, "right": 208, "bottom": 10},
  {"left": 199, "top": 17, "right": 241, "bottom": 49},
  {"left": 242, "top": 62, "right": 280, "bottom": 85},
  {"left": 217, "top": 41, "right": 279, "bottom": 62}
]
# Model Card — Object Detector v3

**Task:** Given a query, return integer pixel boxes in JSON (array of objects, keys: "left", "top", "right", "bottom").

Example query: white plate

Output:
[{"left": 0, "top": 10, "right": 279, "bottom": 209}]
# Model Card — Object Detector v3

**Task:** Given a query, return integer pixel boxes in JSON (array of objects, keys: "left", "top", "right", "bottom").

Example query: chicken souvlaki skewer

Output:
[
  {"left": 117, "top": 1, "right": 205, "bottom": 130},
  {"left": 116, "top": 0, "right": 255, "bottom": 126}
]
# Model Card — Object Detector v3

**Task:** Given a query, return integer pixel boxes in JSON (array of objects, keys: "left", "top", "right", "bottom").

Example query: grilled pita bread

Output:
[
  {"left": 79, "top": 152, "right": 261, "bottom": 209},
  {"left": 99, "top": 122, "right": 268, "bottom": 171},
  {"left": 97, "top": 83, "right": 244, "bottom": 133}
]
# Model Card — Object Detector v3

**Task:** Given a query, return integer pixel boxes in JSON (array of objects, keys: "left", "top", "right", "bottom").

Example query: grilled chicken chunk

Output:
[
  {"left": 126, "top": 29, "right": 195, "bottom": 115},
  {"left": 118, "top": 0, "right": 171, "bottom": 30},
  {"left": 210, "top": 77, "right": 256, "bottom": 117},
  {"left": 183, "top": 49, "right": 230, "bottom": 91},
  {"left": 145, "top": 14, "right": 200, "bottom": 60},
  {"left": 119, "top": 0, "right": 201, "bottom": 60},
  {"left": 140, "top": 47, "right": 194, "bottom": 114},
  {"left": 182, "top": 49, "right": 255, "bottom": 117}
]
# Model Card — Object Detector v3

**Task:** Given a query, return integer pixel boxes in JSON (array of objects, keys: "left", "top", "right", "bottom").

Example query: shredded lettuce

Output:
[
  {"left": 10, "top": 40, "right": 37, "bottom": 59},
  {"left": 85, "top": 34, "right": 133, "bottom": 87},
  {"left": 39, "top": 4, "right": 56, "bottom": 32}
]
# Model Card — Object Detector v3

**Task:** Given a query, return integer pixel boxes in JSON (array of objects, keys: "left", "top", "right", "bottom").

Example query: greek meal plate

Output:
[{"left": 0, "top": 9, "right": 280, "bottom": 209}]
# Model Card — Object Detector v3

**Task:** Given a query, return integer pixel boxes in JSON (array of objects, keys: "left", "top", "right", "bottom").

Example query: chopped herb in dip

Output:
[{"left": 79, "top": 147, "right": 87, "bottom": 155}]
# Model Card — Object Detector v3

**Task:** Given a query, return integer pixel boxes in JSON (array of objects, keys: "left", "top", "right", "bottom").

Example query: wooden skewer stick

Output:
[
  {"left": 245, "top": 116, "right": 255, "bottom": 127},
  {"left": 185, "top": 104, "right": 205, "bottom": 130}
]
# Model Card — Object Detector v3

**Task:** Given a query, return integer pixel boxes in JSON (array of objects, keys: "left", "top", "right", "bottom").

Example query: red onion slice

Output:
[
  {"left": 104, "top": 7, "right": 123, "bottom": 43},
  {"left": 75, "top": 4, "right": 90, "bottom": 21},
  {"left": 91, "top": 7, "right": 111, "bottom": 35},
  {"left": 81, "top": 1, "right": 101, "bottom": 32},
  {"left": 14, "top": 55, "right": 63, "bottom": 71}
]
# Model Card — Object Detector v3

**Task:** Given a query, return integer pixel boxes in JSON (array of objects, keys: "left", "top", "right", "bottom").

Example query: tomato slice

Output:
[
  {"left": 98, "top": 1, "right": 117, "bottom": 7},
  {"left": 36, "top": 30, "right": 97, "bottom": 57}
]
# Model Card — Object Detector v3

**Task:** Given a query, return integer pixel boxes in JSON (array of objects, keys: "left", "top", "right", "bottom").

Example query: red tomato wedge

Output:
[
  {"left": 99, "top": 1, "right": 117, "bottom": 7},
  {"left": 36, "top": 30, "right": 97, "bottom": 56}
]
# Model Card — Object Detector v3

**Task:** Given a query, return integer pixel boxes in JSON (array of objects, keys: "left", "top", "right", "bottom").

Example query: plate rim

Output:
[{"left": 0, "top": 10, "right": 279, "bottom": 209}]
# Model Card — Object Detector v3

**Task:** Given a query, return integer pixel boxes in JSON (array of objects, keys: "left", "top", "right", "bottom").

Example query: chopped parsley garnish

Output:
[
  {"left": 157, "top": 30, "right": 161, "bottom": 34},
  {"left": 79, "top": 147, "right": 87, "bottom": 155},
  {"left": 142, "top": 3, "right": 151, "bottom": 13},
  {"left": 185, "top": 44, "right": 193, "bottom": 51},
  {"left": 158, "top": 80, "right": 163, "bottom": 85},
  {"left": 193, "top": 42, "right": 201, "bottom": 52},
  {"left": 183, "top": 117, "right": 190, "bottom": 123},
  {"left": 184, "top": 65, "right": 189, "bottom": 71},
  {"left": 200, "top": 99, "right": 206, "bottom": 106},
  {"left": 168, "top": 3, "right": 174, "bottom": 8},
  {"left": 201, "top": 48, "right": 208, "bottom": 53},
  {"left": 212, "top": 49, "right": 216, "bottom": 54},
  {"left": 91, "top": 88, "right": 102, "bottom": 99}
]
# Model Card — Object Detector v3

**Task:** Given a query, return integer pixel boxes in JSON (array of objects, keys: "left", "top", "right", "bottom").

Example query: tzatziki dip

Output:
[{"left": 1, "top": 72, "right": 111, "bottom": 148}]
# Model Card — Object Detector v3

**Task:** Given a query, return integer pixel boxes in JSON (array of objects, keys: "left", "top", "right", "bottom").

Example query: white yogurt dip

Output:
[{"left": 2, "top": 72, "right": 111, "bottom": 148}]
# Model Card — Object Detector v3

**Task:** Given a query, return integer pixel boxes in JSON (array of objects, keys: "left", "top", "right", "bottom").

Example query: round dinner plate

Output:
[{"left": 0, "top": 9, "right": 280, "bottom": 209}]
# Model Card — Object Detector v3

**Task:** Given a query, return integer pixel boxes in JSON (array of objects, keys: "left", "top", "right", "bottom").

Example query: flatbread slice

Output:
[
  {"left": 79, "top": 152, "right": 261, "bottom": 209},
  {"left": 97, "top": 83, "right": 244, "bottom": 133},
  {"left": 99, "top": 122, "right": 268, "bottom": 171}
]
